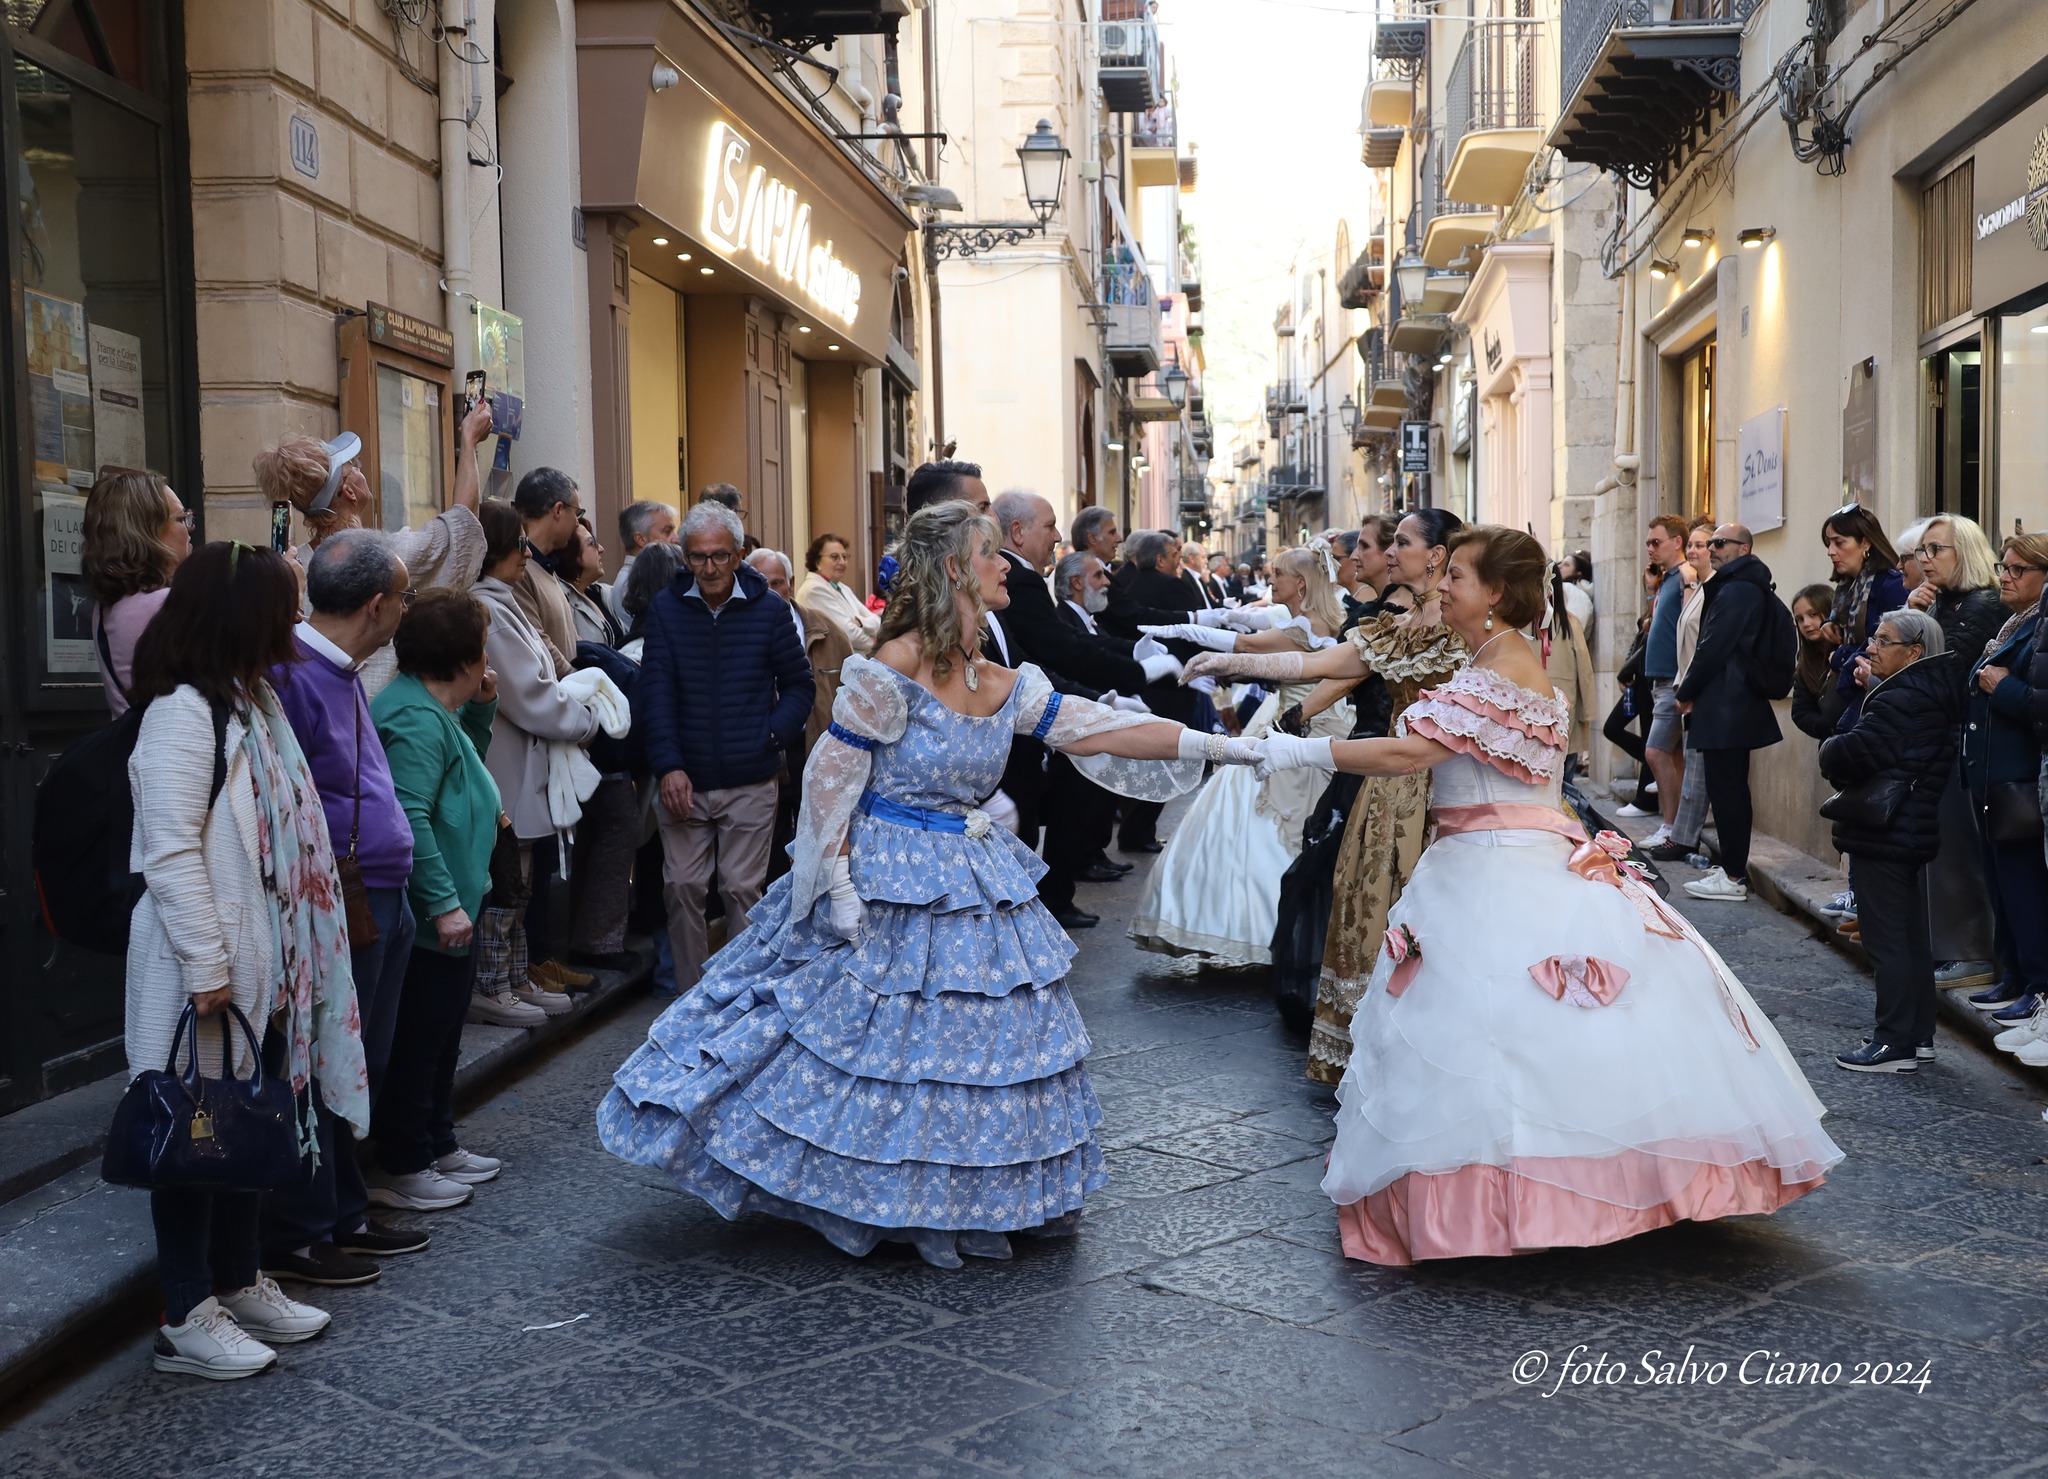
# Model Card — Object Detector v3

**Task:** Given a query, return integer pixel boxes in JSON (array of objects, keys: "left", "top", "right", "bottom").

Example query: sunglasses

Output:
[
  {"left": 1830, "top": 502, "right": 1867, "bottom": 520},
  {"left": 1706, "top": 537, "right": 1748, "bottom": 550}
]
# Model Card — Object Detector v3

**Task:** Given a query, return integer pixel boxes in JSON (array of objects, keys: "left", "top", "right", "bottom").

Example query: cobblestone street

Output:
[{"left": 6, "top": 850, "right": 2048, "bottom": 1479}]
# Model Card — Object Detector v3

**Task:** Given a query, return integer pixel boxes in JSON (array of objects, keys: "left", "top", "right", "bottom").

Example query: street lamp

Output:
[
  {"left": 1338, "top": 394, "right": 1361, "bottom": 436},
  {"left": 1394, "top": 250, "right": 1428, "bottom": 307},
  {"left": 924, "top": 122, "right": 1071, "bottom": 262},
  {"left": 1161, "top": 361, "right": 1189, "bottom": 410},
  {"left": 1017, "top": 119, "right": 1069, "bottom": 227}
]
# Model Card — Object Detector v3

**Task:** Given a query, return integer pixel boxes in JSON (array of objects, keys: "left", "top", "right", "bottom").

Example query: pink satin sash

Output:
[{"left": 1425, "top": 804, "right": 1761, "bottom": 1049}]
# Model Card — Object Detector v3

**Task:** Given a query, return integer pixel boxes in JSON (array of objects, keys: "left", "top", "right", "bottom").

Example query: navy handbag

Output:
[{"left": 102, "top": 1002, "right": 302, "bottom": 1192}]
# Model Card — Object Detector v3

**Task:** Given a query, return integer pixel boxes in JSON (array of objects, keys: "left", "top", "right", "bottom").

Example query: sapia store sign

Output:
[{"left": 702, "top": 122, "right": 864, "bottom": 327}]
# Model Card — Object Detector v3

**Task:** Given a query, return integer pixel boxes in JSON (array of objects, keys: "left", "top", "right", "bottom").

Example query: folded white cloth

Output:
[
  {"left": 558, "top": 667, "right": 632, "bottom": 737},
  {"left": 545, "top": 667, "right": 631, "bottom": 870}
]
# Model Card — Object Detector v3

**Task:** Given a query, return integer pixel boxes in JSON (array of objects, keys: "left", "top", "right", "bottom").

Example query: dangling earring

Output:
[{"left": 1485, "top": 607, "right": 1494, "bottom": 631}]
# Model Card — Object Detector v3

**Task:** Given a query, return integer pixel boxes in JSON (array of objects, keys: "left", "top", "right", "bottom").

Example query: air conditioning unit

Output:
[
  {"left": 1098, "top": 20, "right": 1159, "bottom": 112},
  {"left": 1100, "top": 22, "right": 1144, "bottom": 59}
]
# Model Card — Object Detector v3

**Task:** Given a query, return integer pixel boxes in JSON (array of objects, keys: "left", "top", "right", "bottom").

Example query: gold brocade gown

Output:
[{"left": 1306, "top": 617, "right": 1468, "bottom": 1085}]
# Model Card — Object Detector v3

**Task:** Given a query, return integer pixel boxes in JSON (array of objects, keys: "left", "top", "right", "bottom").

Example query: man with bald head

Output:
[{"left": 1675, "top": 520, "right": 1786, "bottom": 904}]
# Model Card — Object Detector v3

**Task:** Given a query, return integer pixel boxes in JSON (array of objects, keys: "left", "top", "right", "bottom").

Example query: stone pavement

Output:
[{"left": 4, "top": 839, "right": 2048, "bottom": 1478}]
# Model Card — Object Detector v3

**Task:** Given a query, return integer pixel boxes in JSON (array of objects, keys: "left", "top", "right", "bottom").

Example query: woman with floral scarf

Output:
[{"left": 126, "top": 542, "right": 365, "bottom": 1380}]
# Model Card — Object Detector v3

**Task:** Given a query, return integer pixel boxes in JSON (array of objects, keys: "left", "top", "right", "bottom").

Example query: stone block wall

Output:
[{"left": 185, "top": 0, "right": 444, "bottom": 541}]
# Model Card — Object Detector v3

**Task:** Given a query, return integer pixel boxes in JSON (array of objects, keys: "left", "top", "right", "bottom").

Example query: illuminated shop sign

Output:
[{"left": 702, "top": 122, "right": 864, "bottom": 327}]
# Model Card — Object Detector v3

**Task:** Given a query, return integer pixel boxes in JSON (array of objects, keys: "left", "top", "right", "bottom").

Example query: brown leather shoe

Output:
[{"left": 532, "top": 958, "right": 595, "bottom": 992}]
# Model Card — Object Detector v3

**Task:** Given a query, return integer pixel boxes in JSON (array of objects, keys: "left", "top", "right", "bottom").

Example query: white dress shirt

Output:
[{"left": 1064, "top": 599, "right": 1099, "bottom": 635}]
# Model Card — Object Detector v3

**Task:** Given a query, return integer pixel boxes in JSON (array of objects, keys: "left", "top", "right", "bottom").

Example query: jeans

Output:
[
  {"left": 1700, "top": 749, "right": 1754, "bottom": 882},
  {"left": 373, "top": 945, "right": 477, "bottom": 1174},
  {"left": 1979, "top": 825, "right": 2048, "bottom": 999},
  {"left": 153, "top": 1186, "right": 260, "bottom": 1325},
  {"left": 1852, "top": 855, "right": 1935, "bottom": 1050}
]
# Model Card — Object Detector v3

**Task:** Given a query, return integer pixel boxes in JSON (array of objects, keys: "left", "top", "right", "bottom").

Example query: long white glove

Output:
[
  {"left": 1254, "top": 734, "right": 1336, "bottom": 781},
  {"left": 1175, "top": 729, "right": 1265, "bottom": 766},
  {"left": 1099, "top": 691, "right": 1151, "bottom": 714},
  {"left": 1139, "top": 652, "right": 1183, "bottom": 683},
  {"left": 1221, "top": 605, "right": 1282, "bottom": 633},
  {"left": 1139, "top": 622, "right": 1239, "bottom": 652},
  {"left": 827, "top": 854, "right": 864, "bottom": 939},
  {"left": 1192, "top": 608, "right": 1236, "bottom": 628},
  {"left": 982, "top": 788, "right": 1021, "bottom": 835}
]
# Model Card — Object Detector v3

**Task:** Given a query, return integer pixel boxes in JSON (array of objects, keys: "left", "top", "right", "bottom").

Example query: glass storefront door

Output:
[
  {"left": 1925, "top": 339, "right": 1982, "bottom": 525},
  {"left": 1995, "top": 300, "right": 2048, "bottom": 537}
]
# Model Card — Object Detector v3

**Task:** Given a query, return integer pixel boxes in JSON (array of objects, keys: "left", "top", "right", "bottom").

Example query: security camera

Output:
[{"left": 892, "top": 265, "right": 910, "bottom": 283}]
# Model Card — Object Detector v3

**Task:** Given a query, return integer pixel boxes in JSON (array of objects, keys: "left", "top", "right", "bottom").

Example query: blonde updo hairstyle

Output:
[
  {"left": 1446, "top": 524, "right": 1549, "bottom": 630},
  {"left": 80, "top": 467, "right": 179, "bottom": 606},
  {"left": 254, "top": 436, "right": 345, "bottom": 536},
  {"left": 1272, "top": 545, "right": 1347, "bottom": 636},
  {"left": 876, "top": 499, "right": 1003, "bottom": 684}
]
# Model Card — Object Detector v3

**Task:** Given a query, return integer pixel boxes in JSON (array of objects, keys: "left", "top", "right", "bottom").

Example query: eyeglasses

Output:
[
  {"left": 170, "top": 509, "right": 197, "bottom": 530},
  {"left": 1916, "top": 541, "right": 1953, "bottom": 557},
  {"left": 519, "top": 537, "right": 539, "bottom": 558},
  {"left": 684, "top": 549, "right": 737, "bottom": 567},
  {"left": 1867, "top": 635, "right": 1918, "bottom": 650},
  {"left": 1996, "top": 562, "right": 2046, "bottom": 578},
  {"left": 1706, "top": 537, "right": 1748, "bottom": 550},
  {"left": 397, "top": 587, "right": 417, "bottom": 609}
]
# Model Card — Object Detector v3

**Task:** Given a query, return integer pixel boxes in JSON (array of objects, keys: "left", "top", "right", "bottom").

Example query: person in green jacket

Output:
[{"left": 365, "top": 590, "right": 506, "bottom": 1212}]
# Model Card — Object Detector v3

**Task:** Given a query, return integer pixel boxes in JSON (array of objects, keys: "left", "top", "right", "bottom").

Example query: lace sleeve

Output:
[
  {"left": 786, "top": 656, "right": 910, "bottom": 925},
  {"left": 1013, "top": 664, "right": 1205, "bottom": 801},
  {"left": 1397, "top": 668, "right": 1568, "bottom": 783}
]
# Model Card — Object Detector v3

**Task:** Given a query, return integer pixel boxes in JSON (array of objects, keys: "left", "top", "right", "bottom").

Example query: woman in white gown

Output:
[
  {"left": 1127, "top": 546, "right": 1355, "bottom": 965},
  {"left": 1257, "top": 525, "right": 1841, "bottom": 1264}
]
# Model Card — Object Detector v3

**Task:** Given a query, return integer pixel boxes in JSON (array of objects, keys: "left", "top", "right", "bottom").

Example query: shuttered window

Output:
[{"left": 1921, "top": 161, "right": 1974, "bottom": 335}]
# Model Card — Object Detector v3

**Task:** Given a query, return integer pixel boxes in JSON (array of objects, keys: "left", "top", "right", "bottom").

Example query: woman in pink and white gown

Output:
[{"left": 1257, "top": 526, "right": 1841, "bottom": 1265}]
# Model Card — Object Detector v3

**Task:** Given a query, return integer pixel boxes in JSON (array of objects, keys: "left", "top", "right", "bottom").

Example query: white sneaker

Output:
[
  {"left": 1993, "top": 1006, "right": 2048, "bottom": 1053},
  {"left": 1643, "top": 825, "right": 1673, "bottom": 849},
  {"left": 153, "top": 1297, "right": 277, "bottom": 1380},
  {"left": 366, "top": 1167, "right": 474, "bottom": 1211},
  {"left": 510, "top": 983, "right": 574, "bottom": 1018},
  {"left": 217, "top": 1276, "right": 330, "bottom": 1344},
  {"left": 1684, "top": 867, "right": 1749, "bottom": 902},
  {"left": 434, "top": 1147, "right": 502, "bottom": 1185},
  {"left": 2015, "top": 1038, "right": 2048, "bottom": 1067},
  {"left": 467, "top": 989, "right": 546, "bottom": 1027},
  {"left": 1614, "top": 802, "right": 1654, "bottom": 818},
  {"left": 1643, "top": 780, "right": 1659, "bottom": 795}
]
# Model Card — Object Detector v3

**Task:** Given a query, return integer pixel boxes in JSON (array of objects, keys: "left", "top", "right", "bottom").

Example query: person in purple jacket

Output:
[{"left": 264, "top": 530, "right": 426, "bottom": 1287}]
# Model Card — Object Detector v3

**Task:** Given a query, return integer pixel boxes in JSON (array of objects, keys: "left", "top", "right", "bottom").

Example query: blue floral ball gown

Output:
[{"left": 598, "top": 655, "right": 1199, "bottom": 1266}]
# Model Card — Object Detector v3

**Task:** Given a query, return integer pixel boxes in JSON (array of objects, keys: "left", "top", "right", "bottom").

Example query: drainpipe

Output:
[{"left": 439, "top": 0, "right": 478, "bottom": 374}]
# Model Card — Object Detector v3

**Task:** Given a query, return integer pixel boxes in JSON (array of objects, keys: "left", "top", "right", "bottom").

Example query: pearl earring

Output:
[{"left": 1485, "top": 607, "right": 1494, "bottom": 631}]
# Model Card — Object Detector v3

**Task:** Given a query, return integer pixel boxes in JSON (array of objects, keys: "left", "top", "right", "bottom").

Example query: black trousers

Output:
[
  {"left": 1040, "top": 756, "right": 1113, "bottom": 912},
  {"left": 1700, "top": 749, "right": 1754, "bottom": 882},
  {"left": 1853, "top": 854, "right": 1935, "bottom": 1050},
  {"left": 153, "top": 1187, "right": 259, "bottom": 1325},
  {"left": 373, "top": 945, "right": 476, "bottom": 1175},
  {"left": 1979, "top": 826, "right": 2048, "bottom": 999},
  {"left": 1602, "top": 690, "right": 1653, "bottom": 805}
]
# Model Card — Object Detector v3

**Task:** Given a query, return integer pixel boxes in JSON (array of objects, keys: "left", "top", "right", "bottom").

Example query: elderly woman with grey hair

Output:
[{"left": 1820, "top": 606, "right": 1962, "bottom": 1073}]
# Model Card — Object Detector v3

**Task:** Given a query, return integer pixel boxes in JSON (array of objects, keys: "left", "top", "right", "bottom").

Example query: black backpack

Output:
[
  {"left": 33, "top": 694, "right": 229, "bottom": 955},
  {"left": 1750, "top": 586, "right": 1799, "bottom": 701}
]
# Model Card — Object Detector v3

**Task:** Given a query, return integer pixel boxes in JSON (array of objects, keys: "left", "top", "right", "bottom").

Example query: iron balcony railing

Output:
[
  {"left": 1561, "top": 0, "right": 1757, "bottom": 115},
  {"left": 1444, "top": 15, "right": 1543, "bottom": 168}
]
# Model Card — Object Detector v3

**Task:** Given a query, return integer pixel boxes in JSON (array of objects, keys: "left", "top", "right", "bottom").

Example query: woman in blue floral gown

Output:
[{"left": 599, "top": 501, "right": 1260, "bottom": 1267}]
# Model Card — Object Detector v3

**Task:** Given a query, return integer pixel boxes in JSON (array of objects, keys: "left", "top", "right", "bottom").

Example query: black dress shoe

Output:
[
  {"left": 1052, "top": 907, "right": 1100, "bottom": 929},
  {"left": 264, "top": 1243, "right": 381, "bottom": 1287},
  {"left": 1078, "top": 863, "right": 1125, "bottom": 882},
  {"left": 1090, "top": 856, "right": 1135, "bottom": 875},
  {"left": 1120, "top": 839, "right": 1164, "bottom": 854}
]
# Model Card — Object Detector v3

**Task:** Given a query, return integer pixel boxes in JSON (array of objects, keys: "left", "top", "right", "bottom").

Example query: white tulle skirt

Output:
[{"left": 1323, "top": 826, "right": 1842, "bottom": 1264}]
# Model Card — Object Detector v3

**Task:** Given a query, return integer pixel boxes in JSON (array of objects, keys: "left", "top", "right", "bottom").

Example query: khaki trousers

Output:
[{"left": 657, "top": 777, "right": 779, "bottom": 991}]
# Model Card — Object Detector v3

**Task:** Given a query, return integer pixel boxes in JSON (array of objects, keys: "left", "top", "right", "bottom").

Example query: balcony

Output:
[
  {"left": 1099, "top": 17, "right": 1163, "bottom": 114},
  {"left": 1337, "top": 237, "right": 1385, "bottom": 310},
  {"left": 1420, "top": 133, "right": 1496, "bottom": 269},
  {"left": 1365, "top": 79, "right": 1413, "bottom": 128},
  {"left": 1551, "top": 0, "right": 1756, "bottom": 192},
  {"left": 1103, "top": 240, "right": 1161, "bottom": 378},
  {"left": 1131, "top": 103, "right": 1178, "bottom": 187},
  {"left": 754, "top": 0, "right": 909, "bottom": 46},
  {"left": 1361, "top": 125, "right": 1405, "bottom": 169},
  {"left": 1443, "top": 18, "right": 1547, "bottom": 208}
]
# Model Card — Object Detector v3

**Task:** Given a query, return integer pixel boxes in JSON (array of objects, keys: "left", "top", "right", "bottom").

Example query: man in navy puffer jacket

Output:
[{"left": 640, "top": 500, "right": 814, "bottom": 988}]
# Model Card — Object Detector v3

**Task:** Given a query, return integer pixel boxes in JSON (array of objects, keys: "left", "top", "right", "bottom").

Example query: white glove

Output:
[
  {"left": 1187, "top": 675, "right": 1218, "bottom": 696},
  {"left": 827, "top": 853, "right": 864, "bottom": 939},
  {"left": 1113, "top": 694, "right": 1151, "bottom": 714},
  {"left": 1254, "top": 734, "right": 1336, "bottom": 781},
  {"left": 1139, "top": 622, "right": 1239, "bottom": 652},
  {"left": 1221, "top": 605, "right": 1281, "bottom": 633},
  {"left": 1174, "top": 729, "right": 1263, "bottom": 765},
  {"left": 1193, "top": 608, "right": 1236, "bottom": 628},
  {"left": 982, "top": 788, "right": 1021, "bottom": 835},
  {"left": 1139, "top": 651, "right": 1184, "bottom": 684}
]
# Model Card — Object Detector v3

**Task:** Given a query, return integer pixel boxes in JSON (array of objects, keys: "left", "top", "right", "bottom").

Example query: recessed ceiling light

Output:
[
  {"left": 827, "top": 343, "right": 840, "bottom": 351},
  {"left": 677, "top": 252, "right": 692, "bottom": 261},
  {"left": 1107, "top": 440, "right": 1124, "bottom": 451},
  {"left": 652, "top": 236, "right": 669, "bottom": 245},
  {"left": 797, "top": 325, "right": 811, "bottom": 333},
  {"left": 699, "top": 266, "right": 714, "bottom": 275}
]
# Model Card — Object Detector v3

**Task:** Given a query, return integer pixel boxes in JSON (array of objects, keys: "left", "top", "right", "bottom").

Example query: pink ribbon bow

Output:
[
  {"left": 1383, "top": 925, "right": 1423, "bottom": 997},
  {"left": 1530, "top": 953, "right": 1631, "bottom": 1009}
]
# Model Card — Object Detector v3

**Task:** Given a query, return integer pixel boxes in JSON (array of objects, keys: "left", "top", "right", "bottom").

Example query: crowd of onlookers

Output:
[{"left": 1597, "top": 500, "right": 2048, "bottom": 1076}]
